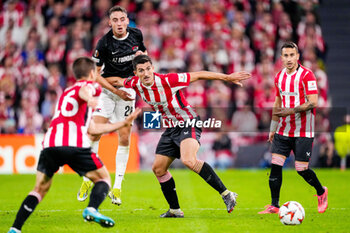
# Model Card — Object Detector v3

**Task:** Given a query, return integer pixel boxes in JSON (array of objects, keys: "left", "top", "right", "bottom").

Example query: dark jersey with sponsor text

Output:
[{"left": 92, "top": 27, "right": 146, "bottom": 78}]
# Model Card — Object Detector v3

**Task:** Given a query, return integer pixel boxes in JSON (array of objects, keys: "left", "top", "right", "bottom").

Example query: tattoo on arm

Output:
[{"left": 294, "top": 101, "right": 316, "bottom": 113}]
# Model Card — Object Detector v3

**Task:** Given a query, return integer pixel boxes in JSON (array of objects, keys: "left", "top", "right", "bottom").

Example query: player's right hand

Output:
[
  {"left": 125, "top": 108, "right": 142, "bottom": 125},
  {"left": 228, "top": 71, "right": 251, "bottom": 87},
  {"left": 267, "top": 131, "right": 275, "bottom": 143},
  {"left": 115, "top": 89, "right": 135, "bottom": 101}
]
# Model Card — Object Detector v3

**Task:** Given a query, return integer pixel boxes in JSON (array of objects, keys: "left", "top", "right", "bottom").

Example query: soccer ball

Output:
[{"left": 278, "top": 201, "right": 305, "bottom": 225}]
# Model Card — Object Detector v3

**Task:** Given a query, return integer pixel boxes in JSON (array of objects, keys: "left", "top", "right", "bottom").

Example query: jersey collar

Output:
[
  {"left": 286, "top": 64, "right": 300, "bottom": 76},
  {"left": 113, "top": 32, "right": 129, "bottom": 41}
]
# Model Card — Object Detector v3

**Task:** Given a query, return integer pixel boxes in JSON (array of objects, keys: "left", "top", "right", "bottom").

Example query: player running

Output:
[
  {"left": 258, "top": 42, "right": 328, "bottom": 214},
  {"left": 77, "top": 5, "right": 147, "bottom": 205},
  {"left": 8, "top": 57, "right": 141, "bottom": 233},
  {"left": 114, "top": 55, "right": 251, "bottom": 217}
]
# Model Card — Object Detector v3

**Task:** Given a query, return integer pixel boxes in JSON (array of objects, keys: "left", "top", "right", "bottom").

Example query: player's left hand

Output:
[
  {"left": 267, "top": 131, "right": 275, "bottom": 143},
  {"left": 124, "top": 108, "right": 142, "bottom": 125},
  {"left": 273, "top": 107, "right": 295, "bottom": 117},
  {"left": 228, "top": 71, "right": 251, "bottom": 87}
]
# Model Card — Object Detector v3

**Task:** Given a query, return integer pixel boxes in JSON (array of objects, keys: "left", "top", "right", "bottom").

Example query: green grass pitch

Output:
[{"left": 1, "top": 169, "right": 349, "bottom": 233}]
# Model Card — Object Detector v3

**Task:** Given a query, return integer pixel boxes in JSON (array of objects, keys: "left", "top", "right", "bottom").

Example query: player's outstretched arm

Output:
[
  {"left": 189, "top": 71, "right": 251, "bottom": 86},
  {"left": 105, "top": 76, "right": 125, "bottom": 87},
  {"left": 88, "top": 108, "right": 141, "bottom": 135}
]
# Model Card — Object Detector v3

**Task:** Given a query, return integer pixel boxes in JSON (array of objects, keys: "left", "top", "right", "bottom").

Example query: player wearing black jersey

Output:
[{"left": 77, "top": 5, "right": 147, "bottom": 205}]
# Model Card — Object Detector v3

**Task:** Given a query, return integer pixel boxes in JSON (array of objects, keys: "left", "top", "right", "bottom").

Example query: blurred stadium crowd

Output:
[{"left": 0, "top": 0, "right": 338, "bottom": 168}]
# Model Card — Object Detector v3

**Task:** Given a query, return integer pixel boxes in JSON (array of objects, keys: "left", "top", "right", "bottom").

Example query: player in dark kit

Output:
[
  {"left": 78, "top": 5, "right": 147, "bottom": 205},
  {"left": 114, "top": 55, "right": 251, "bottom": 217},
  {"left": 92, "top": 10, "right": 146, "bottom": 79},
  {"left": 8, "top": 57, "right": 141, "bottom": 233}
]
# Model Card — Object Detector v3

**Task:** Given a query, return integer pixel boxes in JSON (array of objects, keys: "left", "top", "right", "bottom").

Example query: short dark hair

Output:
[
  {"left": 132, "top": 55, "right": 153, "bottom": 70},
  {"left": 281, "top": 42, "right": 299, "bottom": 54},
  {"left": 108, "top": 5, "right": 127, "bottom": 17},
  {"left": 72, "top": 57, "right": 95, "bottom": 80}
]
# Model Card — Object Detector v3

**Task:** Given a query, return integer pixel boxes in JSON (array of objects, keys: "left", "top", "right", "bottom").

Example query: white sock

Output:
[
  {"left": 113, "top": 145, "right": 130, "bottom": 189},
  {"left": 170, "top": 208, "right": 182, "bottom": 214}
]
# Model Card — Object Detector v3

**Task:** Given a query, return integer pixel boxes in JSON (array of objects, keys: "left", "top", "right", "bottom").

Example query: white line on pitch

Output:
[{"left": 0, "top": 207, "right": 348, "bottom": 213}]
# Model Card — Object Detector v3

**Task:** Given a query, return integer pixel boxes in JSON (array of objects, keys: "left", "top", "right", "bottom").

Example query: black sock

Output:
[
  {"left": 269, "top": 164, "right": 283, "bottom": 208},
  {"left": 198, "top": 162, "right": 227, "bottom": 194},
  {"left": 297, "top": 169, "right": 325, "bottom": 196},
  {"left": 88, "top": 181, "right": 109, "bottom": 209},
  {"left": 12, "top": 195, "right": 39, "bottom": 230},
  {"left": 160, "top": 177, "right": 180, "bottom": 209}
]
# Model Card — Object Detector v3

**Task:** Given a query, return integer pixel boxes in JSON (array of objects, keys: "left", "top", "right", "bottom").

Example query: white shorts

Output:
[{"left": 93, "top": 87, "right": 136, "bottom": 123}]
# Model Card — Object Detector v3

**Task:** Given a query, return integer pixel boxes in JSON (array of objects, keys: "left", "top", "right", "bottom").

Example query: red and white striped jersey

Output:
[
  {"left": 124, "top": 72, "right": 197, "bottom": 121},
  {"left": 274, "top": 64, "right": 318, "bottom": 138},
  {"left": 43, "top": 80, "right": 102, "bottom": 148}
]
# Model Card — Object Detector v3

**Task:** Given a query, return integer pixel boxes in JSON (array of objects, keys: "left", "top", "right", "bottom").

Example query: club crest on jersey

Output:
[
  {"left": 132, "top": 46, "right": 139, "bottom": 52},
  {"left": 178, "top": 73, "right": 187, "bottom": 83}
]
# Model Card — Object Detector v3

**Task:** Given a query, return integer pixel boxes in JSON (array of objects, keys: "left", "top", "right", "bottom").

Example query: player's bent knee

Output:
[
  {"left": 152, "top": 165, "right": 167, "bottom": 177},
  {"left": 85, "top": 166, "right": 110, "bottom": 183},
  {"left": 183, "top": 159, "right": 204, "bottom": 173},
  {"left": 118, "top": 137, "right": 130, "bottom": 146},
  {"left": 153, "top": 168, "right": 167, "bottom": 177},
  {"left": 295, "top": 162, "right": 308, "bottom": 171},
  {"left": 118, "top": 127, "right": 131, "bottom": 145},
  {"left": 95, "top": 178, "right": 111, "bottom": 188},
  {"left": 156, "top": 171, "right": 172, "bottom": 183},
  {"left": 271, "top": 155, "right": 286, "bottom": 166},
  {"left": 33, "top": 186, "right": 49, "bottom": 198},
  {"left": 94, "top": 168, "right": 111, "bottom": 187},
  {"left": 182, "top": 159, "right": 196, "bottom": 170}
]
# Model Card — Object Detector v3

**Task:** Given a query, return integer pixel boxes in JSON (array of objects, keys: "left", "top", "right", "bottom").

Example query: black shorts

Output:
[
  {"left": 155, "top": 122, "right": 202, "bottom": 159},
  {"left": 37, "top": 147, "right": 104, "bottom": 177},
  {"left": 271, "top": 133, "right": 314, "bottom": 162}
]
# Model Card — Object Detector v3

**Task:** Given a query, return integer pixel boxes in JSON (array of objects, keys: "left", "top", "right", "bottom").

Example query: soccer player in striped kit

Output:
[
  {"left": 115, "top": 55, "right": 251, "bottom": 217},
  {"left": 8, "top": 57, "right": 141, "bottom": 233},
  {"left": 259, "top": 42, "right": 328, "bottom": 214}
]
